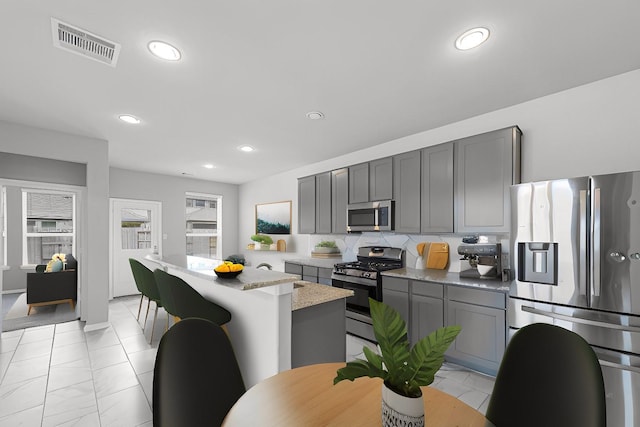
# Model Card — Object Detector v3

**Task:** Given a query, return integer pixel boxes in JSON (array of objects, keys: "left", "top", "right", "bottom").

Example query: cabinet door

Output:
[
  {"left": 411, "top": 294, "right": 444, "bottom": 345},
  {"left": 446, "top": 300, "right": 506, "bottom": 375},
  {"left": 298, "top": 176, "right": 316, "bottom": 234},
  {"left": 455, "top": 126, "right": 521, "bottom": 233},
  {"left": 349, "top": 162, "right": 370, "bottom": 204},
  {"left": 421, "top": 143, "right": 454, "bottom": 233},
  {"left": 318, "top": 267, "right": 333, "bottom": 286},
  {"left": 369, "top": 157, "right": 393, "bottom": 201},
  {"left": 393, "top": 150, "right": 421, "bottom": 234},
  {"left": 331, "top": 168, "right": 348, "bottom": 234},
  {"left": 382, "top": 277, "right": 410, "bottom": 329},
  {"left": 284, "top": 262, "right": 302, "bottom": 275},
  {"left": 315, "top": 172, "right": 332, "bottom": 234}
]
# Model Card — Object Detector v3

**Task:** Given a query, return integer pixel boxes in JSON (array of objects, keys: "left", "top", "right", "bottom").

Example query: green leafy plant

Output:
[
  {"left": 250, "top": 234, "right": 273, "bottom": 245},
  {"left": 334, "top": 298, "right": 461, "bottom": 398},
  {"left": 315, "top": 240, "right": 337, "bottom": 248}
]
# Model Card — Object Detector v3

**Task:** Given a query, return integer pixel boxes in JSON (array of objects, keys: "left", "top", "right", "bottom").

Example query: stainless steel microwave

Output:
[{"left": 347, "top": 200, "right": 394, "bottom": 232}]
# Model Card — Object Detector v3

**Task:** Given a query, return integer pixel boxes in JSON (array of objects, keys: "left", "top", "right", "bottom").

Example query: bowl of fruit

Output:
[{"left": 214, "top": 261, "right": 244, "bottom": 278}]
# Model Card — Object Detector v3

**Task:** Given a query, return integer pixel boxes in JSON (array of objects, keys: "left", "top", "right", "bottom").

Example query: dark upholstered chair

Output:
[
  {"left": 26, "top": 254, "right": 78, "bottom": 314},
  {"left": 153, "top": 269, "right": 232, "bottom": 327},
  {"left": 152, "top": 269, "right": 180, "bottom": 330},
  {"left": 486, "top": 323, "right": 606, "bottom": 427},
  {"left": 128, "top": 258, "right": 150, "bottom": 322},
  {"left": 153, "top": 318, "right": 246, "bottom": 426}
]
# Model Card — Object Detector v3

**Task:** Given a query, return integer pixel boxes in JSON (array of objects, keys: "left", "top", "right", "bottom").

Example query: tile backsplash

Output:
[{"left": 309, "top": 232, "right": 510, "bottom": 273}]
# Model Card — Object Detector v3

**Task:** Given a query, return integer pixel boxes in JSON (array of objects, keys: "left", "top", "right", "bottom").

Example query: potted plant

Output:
[
  {"left": 314, "top": 240, "right": 339, "bottom": 254},
  {"left": 251, "top": 234, "right": 273, "bottom": 250},
  {"left": 334, "top": 298, "right": 461, "bottom": 426}
]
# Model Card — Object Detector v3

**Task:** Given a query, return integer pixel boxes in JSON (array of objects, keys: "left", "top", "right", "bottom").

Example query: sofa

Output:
[{"left": 26, "top": 253, "right": 77, "bottom": 314}]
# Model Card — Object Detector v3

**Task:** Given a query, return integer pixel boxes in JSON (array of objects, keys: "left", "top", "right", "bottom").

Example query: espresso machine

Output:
[{"left": 457, "top": 243, "right": 502, "bottom": 279}]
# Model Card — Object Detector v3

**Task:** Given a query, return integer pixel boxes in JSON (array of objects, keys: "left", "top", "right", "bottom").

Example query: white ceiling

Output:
[{"left": 1, "top": 1, "right": 639, "bottom": 184}]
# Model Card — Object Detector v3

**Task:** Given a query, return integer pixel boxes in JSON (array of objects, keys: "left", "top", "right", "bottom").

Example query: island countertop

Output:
[
  {"left": 146, "top": 255, "right": 300, "bottom": 291},
  {"left": 292, "top": 281, "right": 353, "bottom": 311}
]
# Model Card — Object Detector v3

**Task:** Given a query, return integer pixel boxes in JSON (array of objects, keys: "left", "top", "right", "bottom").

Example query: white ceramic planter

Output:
[{"left": 381, "top": 383, "right": 425, "bottom": 427}]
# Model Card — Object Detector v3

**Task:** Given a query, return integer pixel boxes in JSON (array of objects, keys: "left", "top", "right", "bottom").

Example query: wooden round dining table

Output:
[{"left": 223, "top": 362, "right": 494, "bottom": 426}]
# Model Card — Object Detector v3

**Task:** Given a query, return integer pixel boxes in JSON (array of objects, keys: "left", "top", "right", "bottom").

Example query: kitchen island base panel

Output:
[{"left": 292, "top": 299, "right": 347, "bottom": 368}]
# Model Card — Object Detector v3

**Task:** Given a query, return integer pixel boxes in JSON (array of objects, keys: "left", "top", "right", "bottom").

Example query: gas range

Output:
[
  {"left": 332, "top": 246, "right": 404, "bottom": 281},
  {"left": 331, "top": 246, "right": 405, "bottom": 343}
]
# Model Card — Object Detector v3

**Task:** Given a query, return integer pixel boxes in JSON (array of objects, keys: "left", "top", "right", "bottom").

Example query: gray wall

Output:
[
  {"left": 0, "top": 120, "right": 109, "bottom": 327},
  {"left": 109, "top": 168, "right": 240, "bottom": 259}
]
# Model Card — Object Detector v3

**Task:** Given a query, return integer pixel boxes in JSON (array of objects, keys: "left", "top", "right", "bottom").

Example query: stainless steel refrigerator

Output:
[{"left": 510, "top": 172, "right": 640, "bottom": 427}]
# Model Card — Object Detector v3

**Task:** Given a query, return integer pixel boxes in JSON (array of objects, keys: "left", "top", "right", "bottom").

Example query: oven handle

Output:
[
  {"left": 331, "top": 275, "right": 378, "bottom": 287},
  {"left": 597, "top": 359, "right": 640, "bottom": 374},
  {"left": 521, "top": 305, "right": 640, "bottom": 333}
]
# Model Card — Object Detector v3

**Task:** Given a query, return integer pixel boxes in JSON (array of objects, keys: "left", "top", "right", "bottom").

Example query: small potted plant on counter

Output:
[
  {"left": 334, "top": 298, "right": 461, "bottom": 427},
  {"left": 313, "top": 240, "right": 339, "bottom": 254},
  {"left": 250, "top": 234, "right": 274, "bottom": 250}
]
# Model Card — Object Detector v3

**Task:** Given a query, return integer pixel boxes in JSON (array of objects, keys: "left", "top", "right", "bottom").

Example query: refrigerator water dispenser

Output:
[{"left": 517, "top": 242, "right": 558, "bottom": 285}]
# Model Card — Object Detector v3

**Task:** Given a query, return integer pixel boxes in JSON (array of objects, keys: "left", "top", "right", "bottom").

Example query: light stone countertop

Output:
[
  {"left": 382, "top": 267, "right": 511, "bottom": 292},
  {"left": 146, "top": 255, "right": 300, "bottom": 291},
  {"left": 286, "top": 258, "right": 343, "bottom": 269},
  {"left": 291, "top": 281, "right": 353, "bottom": 311}
]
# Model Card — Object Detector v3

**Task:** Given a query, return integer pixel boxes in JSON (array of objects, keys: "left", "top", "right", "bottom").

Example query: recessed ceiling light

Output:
[
  {"left": 306, "top": 111, "right": 325, "bottom": 120},
  {"left": 147, "top": 40, "right": 181, "bottom": 61},
  {"left": 203, "top": 164, "right": 215, "bottom": 169},
  {"left": 455, "top": 27, "right": 490, "bottom": 50},
  {"left": 238, "top": 145, "right": 255, "bottom": 152},
  {"left": 118, "top": 114, "right": 141, "bottom": 124}
]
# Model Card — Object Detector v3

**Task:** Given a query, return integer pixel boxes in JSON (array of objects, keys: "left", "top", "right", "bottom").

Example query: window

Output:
[
  {"left": 186, "top": 192, "right": 221, "bottom": 260},
  {"left": 22, "top": 190, "right": 76, "bottom": 265},
  {"left": 120, "top": 208, "right": 152, "bottom": 249}
]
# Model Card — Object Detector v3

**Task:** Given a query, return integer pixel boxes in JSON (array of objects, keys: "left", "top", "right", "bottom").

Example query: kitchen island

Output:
[{"left": 144, "top": 255, "right": 351, "bottom": 386}]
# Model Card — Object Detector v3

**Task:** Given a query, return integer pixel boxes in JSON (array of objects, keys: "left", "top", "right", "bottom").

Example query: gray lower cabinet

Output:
[
  {"left": 445, "top": 286, "right": 506, "bottom": 376},
  {"left": 381, "top": 276, "right": 410, "bottom": 331},
  {"left": 393, "top": 151, "right": 421, "bottom": 234},
  {"left": 315, "top": 172, "right": 332, "bottom": 234},
  {"left": 331, "top": 168, "right": 348, "bottom": 234},
  {"left": 382, "top": 275, "right": 506, "bottom": 375},
  {"left": 421, "top": 143, "right": 454, "bottom": 233},
  {"left": 298, "top": 175, "right": 316, "bottom": 234},
  {"left": 455, "top": 126, "right": 521, "bottom": 233},
  {"left": 410, "top": 281, "right": 444, "bottom": 345},
  {"left": 284, "top": 262, "right": 302, "bottom": 276},
  {"left": 284, "top": 262, "right": 332, "bottom": 285}
]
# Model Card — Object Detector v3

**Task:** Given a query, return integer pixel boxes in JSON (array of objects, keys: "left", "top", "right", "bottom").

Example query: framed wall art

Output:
[{"left": 255, "top": 200, "right": 291, "bottom": 234}]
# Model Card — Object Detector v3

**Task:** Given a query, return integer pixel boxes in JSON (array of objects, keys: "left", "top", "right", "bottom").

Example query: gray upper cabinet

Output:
[
  {"left": 369, "top": 157, "right": 393, "bottom": 201},
  {"left": 298, "top": 175, "right": 316, "bottom": 234},
  {"left": 348, "top": 162, "right": 369, "bottom": 204},
  {"left": 455, "top": 126, "right": 521, "bottom": 233},
  {"left": 393, "top": 151, "right": 421, "bottom": 234},
  {"left": 315, "top": 172, "right": 332, "bottom": 234},
  {"left": 331, "top": 168, "right": 348, "bottom": 234},
  {"left": 421, "top": 143, "right": 454, "bottom": 233},
  {"left": 349, "top": 158, "right": 393, "bottom": 204}
]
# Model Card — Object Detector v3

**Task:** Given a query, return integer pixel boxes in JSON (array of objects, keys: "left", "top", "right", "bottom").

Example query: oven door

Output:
[{"left": 331, "top": 275, "right": 379, "bottom": 316}]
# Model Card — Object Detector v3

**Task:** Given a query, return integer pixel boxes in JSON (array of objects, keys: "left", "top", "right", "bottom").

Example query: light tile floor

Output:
[{"left": 1, "top": 296, "right": 495, "bottom": 426}]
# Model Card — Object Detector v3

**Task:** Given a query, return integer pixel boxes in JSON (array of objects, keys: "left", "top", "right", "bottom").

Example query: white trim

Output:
[
  {"left": 83, "top": 321, "right": 111, "bottom": 332},
  {"left": 2, "top": 288, "right": 24, "bottom": 294}
]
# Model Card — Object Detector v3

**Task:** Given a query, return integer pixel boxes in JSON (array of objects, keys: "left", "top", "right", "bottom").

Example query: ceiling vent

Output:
[{"left": 51, "top": 18, "right": 121, "bottom": 67}]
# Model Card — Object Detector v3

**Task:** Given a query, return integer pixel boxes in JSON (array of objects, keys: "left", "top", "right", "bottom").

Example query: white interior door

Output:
[{"left": 110, "top": 199, "right": 162, "bottom": 298}]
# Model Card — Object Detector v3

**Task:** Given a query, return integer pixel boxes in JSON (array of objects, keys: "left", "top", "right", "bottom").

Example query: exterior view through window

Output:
[
  {"left": 186, "top": 193, "right": 221, "bottom": 260},
  {"left": 23, "top": 190, "right": 75, "bottom": 265},
  {"left": 120, "top": 208, "right": 152, "bottom": 250}
]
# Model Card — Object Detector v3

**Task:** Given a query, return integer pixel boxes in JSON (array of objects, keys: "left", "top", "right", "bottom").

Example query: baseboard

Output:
[
  {"left": 83, "top": 321, "right": 111, "bottom": 332},
  {"left": 2, "top": 289, "right": 26, "bottom": 295}
]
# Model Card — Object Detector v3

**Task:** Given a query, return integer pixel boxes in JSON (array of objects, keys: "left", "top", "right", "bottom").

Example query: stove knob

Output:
[{"left": 363, "top": 272, "right": 371, "bottom": 279}]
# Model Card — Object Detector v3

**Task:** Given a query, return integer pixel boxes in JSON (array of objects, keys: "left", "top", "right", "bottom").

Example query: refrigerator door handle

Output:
[
  {"left": 591, "top": 187, "right": 601, "bottom": 297},
  {"left": 521, "top": 305, "right": 640, "bottom": 333}
]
